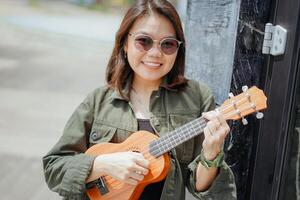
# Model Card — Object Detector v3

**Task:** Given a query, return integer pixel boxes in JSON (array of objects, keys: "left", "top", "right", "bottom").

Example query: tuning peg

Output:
[
  {"left": 229, "top": 92, "right": 234, "bottom": 98},
  {"left": 242, "top": 85, "right": 249, "bottom": 92},
  {"left": 256, "top": 112, "right": 264, "bottom": 119},
  {"left": 242, "top": 118, "right": 248, "bottom": 125}
]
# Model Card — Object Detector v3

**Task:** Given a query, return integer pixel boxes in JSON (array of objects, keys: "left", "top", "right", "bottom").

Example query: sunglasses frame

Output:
[{"left": 128, "top": 33, "right": 183, "bottom": 55}]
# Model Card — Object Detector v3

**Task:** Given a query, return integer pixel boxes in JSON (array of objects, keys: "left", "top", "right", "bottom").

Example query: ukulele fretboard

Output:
[{"left": 149, "top": 117, "right": 207, "bottom": 157}]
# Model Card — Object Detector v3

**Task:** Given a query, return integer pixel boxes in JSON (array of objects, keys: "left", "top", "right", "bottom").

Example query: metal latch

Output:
[{"left": 262, "top": 23, "right": 287, "bottom": 56}]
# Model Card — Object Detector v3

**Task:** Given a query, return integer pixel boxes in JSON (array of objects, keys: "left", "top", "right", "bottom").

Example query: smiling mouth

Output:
[{"left": 142, "top": 61, "right": 163, "bottom": 68}]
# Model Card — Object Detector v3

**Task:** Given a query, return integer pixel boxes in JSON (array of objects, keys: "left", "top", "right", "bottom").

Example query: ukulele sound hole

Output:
[{"left": 126, "top": 145, "right": 141, "bottom": 153}]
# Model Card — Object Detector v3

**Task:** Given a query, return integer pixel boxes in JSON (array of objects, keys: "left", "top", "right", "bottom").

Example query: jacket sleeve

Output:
[
  {"left": 186, "top": 82, "right": 237, "bottom": 200},
  {"left": 43, "top": 91, "right": 97, "bottom": 199}
]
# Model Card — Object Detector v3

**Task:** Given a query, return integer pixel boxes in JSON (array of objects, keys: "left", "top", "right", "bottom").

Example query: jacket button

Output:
[
  {"left": 91, "top": 131, "right": 98, "bottom": 140},
  {"left": 153, "top": 119, "right": 160, "bottom": 126}
]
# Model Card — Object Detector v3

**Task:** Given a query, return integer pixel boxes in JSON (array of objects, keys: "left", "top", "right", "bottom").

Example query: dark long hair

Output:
[{"left": 106, "top": 0, "right": 187, "bottom": 98}]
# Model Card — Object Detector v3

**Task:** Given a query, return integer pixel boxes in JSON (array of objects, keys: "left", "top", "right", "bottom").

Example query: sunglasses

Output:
[{"left": 128, "top": 33, "right": 183, "bottom": 55}]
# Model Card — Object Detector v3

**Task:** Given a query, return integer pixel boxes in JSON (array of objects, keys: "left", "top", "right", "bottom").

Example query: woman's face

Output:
[{"left": 125, "top": 14, "right": 178, "bottom": 85}]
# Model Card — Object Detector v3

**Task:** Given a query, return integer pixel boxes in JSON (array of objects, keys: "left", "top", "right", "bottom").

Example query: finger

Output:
[
  {"left": 126, "top": 177, "right": 139, "bottom": 185},
  {"left": 130, "top": 164, "right": 149, "bottom": 175},
  {"left": 206, "top": 125, "right": 225, "bottom": 146},
  {"left": 134, "top": 157, "right": 149, "bottom": 169},
  {"left": 224, "top": 123, "right": 230, "bottom": 134},
  {"left": 203, "top": 127, "right": 213, "bottom": 145},
  {"left": 213, "top": 126, "right": 229, "bottom": 144},
  {"left": 129, "top": 152, "right": 149, "bottom": 168},
  {"left": 219, "top": 125, "right": 230, "bottom": 139},
  {"left": 215, "top": 119, "right": 222, "bottom": 129},
  {"left": 213, "top": 116, "right": 230, "bottom": 137},
  {"left": 202, "top": 111, "right": 218, "bottom": 121},
  {"left": 130, "top": 151, "right": 144, "bottom": 158},
  {"left": 213, "top": 119, "right": 222, "bottom": 131},
  {"left": 130, "top": 171, "right": 145, "bottom": 181},
  {"left": 206, "top": 121, "right": 218, "bottom": 134},
  {"left": 204, "top": 113, "right": 222, "bottom": 133},
  {"left": 215, "top": 112, "right": 227, "bottom": 126}
]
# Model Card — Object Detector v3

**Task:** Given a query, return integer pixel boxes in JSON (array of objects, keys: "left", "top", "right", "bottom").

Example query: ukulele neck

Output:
[{"left": 149, "top": 117, "right": 207, "bottom": 157}]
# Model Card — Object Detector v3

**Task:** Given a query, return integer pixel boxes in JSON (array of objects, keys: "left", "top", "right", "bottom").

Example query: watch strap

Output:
[{"left": 199, "top": 150, "right": 224, "bottom": 169}]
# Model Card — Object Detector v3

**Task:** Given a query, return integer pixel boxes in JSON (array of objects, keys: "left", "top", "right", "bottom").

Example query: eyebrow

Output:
[{"left": 134, "top": 31, "right": 177, "bottom": 39}]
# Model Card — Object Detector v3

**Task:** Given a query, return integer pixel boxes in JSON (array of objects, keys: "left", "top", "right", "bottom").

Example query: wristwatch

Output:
[{"left": 199, "top": 150, "right": 224, "bottom": 169}]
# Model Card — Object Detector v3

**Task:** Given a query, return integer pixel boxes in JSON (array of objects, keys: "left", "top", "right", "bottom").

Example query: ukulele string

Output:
[
  {"left": 149, "top": 94, "right": 264, "bottom": 156},
  {"left": 134, "top": 91, "right": 261, "bottom": 158},
  {"left": 96, "top": 94, "right": 263, "bottom": 188},
  {"left": 99, "top": 110, "right": 235, "bottom": 188}
]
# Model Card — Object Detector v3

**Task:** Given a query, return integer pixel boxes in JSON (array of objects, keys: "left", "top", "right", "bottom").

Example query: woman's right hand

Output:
[{"left": 87, "top": 152, "right": 149, "bottom": 185}]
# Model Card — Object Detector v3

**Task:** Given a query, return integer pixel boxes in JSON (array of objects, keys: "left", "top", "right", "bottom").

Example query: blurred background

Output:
[
  {"left": 0, "top": 0, "right": 187, "bottom": 199},
  {"left": 2, "top": 0, "right": 300, "bottom": 200}
]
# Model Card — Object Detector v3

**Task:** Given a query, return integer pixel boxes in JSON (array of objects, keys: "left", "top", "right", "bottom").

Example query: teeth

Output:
[{"left": 143, "top": 62, "right": 161, "bottom": 67}]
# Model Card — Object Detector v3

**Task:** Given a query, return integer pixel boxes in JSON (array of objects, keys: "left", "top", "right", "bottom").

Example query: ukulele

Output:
[{"left": 85, "top": 86, "right": 267, "bottom": 200}]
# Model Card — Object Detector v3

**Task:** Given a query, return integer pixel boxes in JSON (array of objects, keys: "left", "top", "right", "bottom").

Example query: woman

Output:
[{"left": 43, "top": 0, "right": 236, "bottom": 199}]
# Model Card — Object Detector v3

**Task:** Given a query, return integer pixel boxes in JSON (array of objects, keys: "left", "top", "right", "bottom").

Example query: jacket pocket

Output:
[
  {"left": 89, "top": 123, "right": 117, "bottom": 145},
  {"left": 169, "top": 113, "right": 198, "bottom": 163}
]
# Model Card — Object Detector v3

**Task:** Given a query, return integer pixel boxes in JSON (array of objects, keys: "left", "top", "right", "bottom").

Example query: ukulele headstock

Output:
[{"left": 219, "top": 86, "right": 267, "bottom": 124}]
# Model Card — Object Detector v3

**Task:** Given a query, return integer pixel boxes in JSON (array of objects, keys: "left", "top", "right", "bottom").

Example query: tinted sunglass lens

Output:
[
  {"left": 135, "top": 36, "right": 153, "bottom": 51},
  {"left": 161, "top": 39, "right": 179, "bottom": 55}
]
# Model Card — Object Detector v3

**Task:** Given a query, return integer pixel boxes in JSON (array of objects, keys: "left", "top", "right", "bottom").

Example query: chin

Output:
[
  {"left": 138, "top": 74, "right": 163, "bottom": 82},
  {"left": 143, "top": 76, "right": 162, "bottom": 81}
]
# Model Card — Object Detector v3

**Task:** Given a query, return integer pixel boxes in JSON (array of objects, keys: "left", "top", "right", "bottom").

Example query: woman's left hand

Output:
[{"left": 202, "top": 110, "right": 230, "bottom": 160}]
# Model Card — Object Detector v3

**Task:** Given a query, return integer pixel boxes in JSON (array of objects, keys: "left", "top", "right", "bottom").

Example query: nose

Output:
[{"left": 147, "top": 42, "right": 163, "bottom": 57}]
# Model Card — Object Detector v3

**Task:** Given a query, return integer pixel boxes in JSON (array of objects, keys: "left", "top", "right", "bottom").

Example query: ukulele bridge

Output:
[{"left": 86, "top": 176, "right": 109, "bottom": 195}]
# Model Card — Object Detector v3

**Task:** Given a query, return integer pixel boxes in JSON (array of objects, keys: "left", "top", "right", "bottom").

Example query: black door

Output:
[{"left": 250, "top": 0, "right": 300, "bottom": 199}]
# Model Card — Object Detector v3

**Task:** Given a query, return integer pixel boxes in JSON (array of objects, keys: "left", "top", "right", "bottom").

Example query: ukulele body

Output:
[{"left": 85, "top": 131, "right": 171, "bottom": 200}]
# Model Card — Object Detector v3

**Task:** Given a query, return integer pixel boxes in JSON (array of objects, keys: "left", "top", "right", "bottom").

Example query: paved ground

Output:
[
  {"left": 0, "top": 1, "right": 196, "bottom": 200},
  {"left": 0, "top": 1, "right": 118, "bottom": 199}
]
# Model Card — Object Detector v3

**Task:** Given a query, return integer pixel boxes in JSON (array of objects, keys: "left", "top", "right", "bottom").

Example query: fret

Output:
[
  {"left": 183, "top": 126, "right": 191, "bottom": 140},
  {"left": 161, "top": 143, "right": 165, "bottom": 154},
  {"left": 174, "top": 130, "right": 181, "bottom": 142},
  {"left": 158, "top": 137, "right": 166, "bottom": 154},
  {"left": 148, "top": 86, "right": 268, "bottom": 157},
  {"left": 164, "top": 131, "right": 177, "bottom": 150},
  {"left": 157, "top": 143, "right": 163, "bottom": 156},
  {"left": 184, "top": 125, "right": 192, "bottom": 139},
  {"left": 179, "top": 125, "right": 187, "bottom": 139},
  {"left": 157, "top": 133, "right": 177, "bottom": 155},
  {"left": 175, "top": 128, "right": 182, "bottom": 140},
  {"left": 167, "top": 131, "right": 178, "bottom": 149},
  {"left": 149, "top": 117, "right": 207, "bottom": 157},
  {"left": 186, "top": 125, "right": 195, "bottom": 140},
  {"left": 173, "top": 129, "right": 182, "bottom": 144},
  {"left": 190, "top": 121, "right": 198, "bottom": 137},
  {"left": 162, "top": 136, "right": 169, "bottom": 154},
  {"left": 157, "top": 136, "right": 164, "bottom": 151},
  {"left": 173, "top": 130, "right": 181, "bottom": 146}
]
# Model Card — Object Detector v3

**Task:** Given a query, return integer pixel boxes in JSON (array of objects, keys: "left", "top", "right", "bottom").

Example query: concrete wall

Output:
[
  {"left": 185, "top": 0, "right": 274, "bottom": 199},
  {"left": 185, "top": 0, "right": 240, "bottom": 105}
]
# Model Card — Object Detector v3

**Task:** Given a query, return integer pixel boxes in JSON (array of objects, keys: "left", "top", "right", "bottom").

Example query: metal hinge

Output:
[{"left": 262, "top": 23, "right": 287, "bottom": 56}]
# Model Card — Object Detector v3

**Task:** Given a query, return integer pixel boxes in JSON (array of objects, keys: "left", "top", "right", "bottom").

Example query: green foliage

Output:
[
  {"left": 128, "top": 0, "right": 135, "bottom": 5},
  {"left": 87, "top": 3, "right": 108, "bottom": 12},
  {"left": 28, "top": 0, "right": 40, "bottom": 6}
]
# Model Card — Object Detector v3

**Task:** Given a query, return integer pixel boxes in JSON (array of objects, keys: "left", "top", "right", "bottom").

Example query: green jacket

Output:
[{"left": 43, "top": 79, "right": 237, "bottom": 200}]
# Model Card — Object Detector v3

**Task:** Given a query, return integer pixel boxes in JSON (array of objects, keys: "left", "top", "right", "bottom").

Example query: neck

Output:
[{"left": 130, "top": 75, "right": 161, "bottom": 119}]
